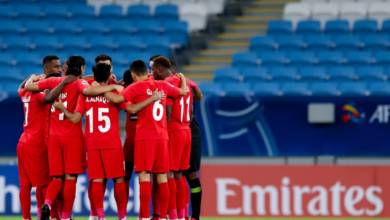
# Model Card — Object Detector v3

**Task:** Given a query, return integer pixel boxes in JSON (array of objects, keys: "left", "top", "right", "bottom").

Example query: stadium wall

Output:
[{"left": 0, "top": 159, "right": 389, "bottom": 217}]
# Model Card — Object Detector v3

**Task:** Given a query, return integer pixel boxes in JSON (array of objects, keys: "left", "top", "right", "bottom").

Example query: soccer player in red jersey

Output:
[
  {"left": 25, "top": 56, "right": 122, "bottom": 220},
  {"left": 17, "top": 55, "right": 65, "bottom": 220},
  {"left": 105, "top": 60, "right": 188, "bottom": 220},
  {"left": 53, "top": 63, "right": 162, "bottom": 220},
  {"left": 152, "top": 56, "right": 199, "bottom": 220}
]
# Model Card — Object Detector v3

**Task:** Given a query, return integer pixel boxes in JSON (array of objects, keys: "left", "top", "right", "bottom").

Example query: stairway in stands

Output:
[{"left": 183, "top": 0, "right": 296, "bottom": 81}]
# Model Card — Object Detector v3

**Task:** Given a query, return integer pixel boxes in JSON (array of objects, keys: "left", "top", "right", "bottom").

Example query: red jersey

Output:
[
  {"left": 165, "top": 75, "right": 193, "bottom": 130},
  {"left": 75, "top": 91, "right": 126, "bottom": 150},
  {"left": 18, "top": 88, "right": 50, "bottom": 146},
  {"left": 37, "top": 77, "right": 89, "bottom": 136},
  {"left": 125, "top": 113, "right": 137, "bottom": 141},
  {"left": 122, "top": 78, "right": 181, "bottom": 141}
]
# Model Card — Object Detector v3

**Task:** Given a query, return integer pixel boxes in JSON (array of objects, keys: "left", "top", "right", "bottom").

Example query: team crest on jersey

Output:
[{"left": 146, "top": 88, "right": 153, "bottom": 96}]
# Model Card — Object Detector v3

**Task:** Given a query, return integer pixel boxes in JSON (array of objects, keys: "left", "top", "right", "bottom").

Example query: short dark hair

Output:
[
  {"left": 42, "top": 55, "right": 59, "bottom": 66},
  {"left": 153, "top": 56, "right": 171, "bottom": 69},
  {"left": 66, "top": 56, "right": 85, "bottom": 76},
  {"left": 149, "top": 54, "right": 162, "bottom": 62},
  {"left": 95, "top": 54, "right": 112, "bottom": 64},
  {"left": 93, "top": 63, "right": 111, "bottom": 83},
  {"left": 130, "top": 60, "right": 147, "bottom": 76},
  {"left": 123, "top": 69, "right": 133, "bottom": 87}
]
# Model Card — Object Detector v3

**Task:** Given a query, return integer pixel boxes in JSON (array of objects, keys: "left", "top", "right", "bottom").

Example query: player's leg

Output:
[
  {"left": 175, "top": 172, "right": 187, "bottom": 220},
  {"left": 155, "top": 173, "right": 169, "bottom": 220},
  {"left": 60, "top": 174, "right": 77, "bottom": 219},
  {"left": 87, "top": 149, "right": 105, "bottom": 220},
  {"left": 185, "top": 126, "right": 202, "bottom": 220},
  {"left": 113, "top": 177, "right": 127, "bottom": 220},
  {"left": 139, "top": 171, "right": 152, "bottom": 219},
  {"left": 17, "top": 143, "right": 32, "bottom": 220},
  {"left": 167, "top": 172, "right": 178, "bottom": 220},
  {"left": 152, "top": 175, "right": 160, "bottom": 220},
  {"left": 36, "top": 184, "right": 47, "bottom": 219},
  {"left": 90, "top": 178, "right": 105, "bottom": 219}
]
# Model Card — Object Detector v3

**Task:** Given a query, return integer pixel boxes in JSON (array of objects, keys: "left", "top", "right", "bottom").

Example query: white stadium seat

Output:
[
  {"left": 283, "top": 2, "right": 311, "bottom": 29},
  {"left": 198, "top": 0, "right": 225, "bottom": 15},
  {"left": 141, "top": 0, "right": 169, "bottom": 12},
  {"left": 340, "top": 2, "right": 367, "bottom": 25},
  {"left": 312, "top": 2, "right": 340, "bottom": 27},
  {"left": 114, "top": 0, "right": 141, "bottom": 11},
  {"left": 87, "top": 0, "right": 114, "bottom": 14},
  {"left": 369, "top": 2, "right": 390, "bottom": 25},
  {"left": 180, "top": 2, "right": 208, "bottom": 32}
]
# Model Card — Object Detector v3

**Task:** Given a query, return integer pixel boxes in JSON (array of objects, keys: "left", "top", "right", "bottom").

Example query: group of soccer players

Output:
[{"left": 16, "top": 54, "right": 204, "bottom": 220}]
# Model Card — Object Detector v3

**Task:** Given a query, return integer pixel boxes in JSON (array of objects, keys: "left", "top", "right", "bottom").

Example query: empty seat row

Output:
[
  {"left": 214, "top": 66, "right": 390, "bottom": 83},
  {"left": 200, "top": 81, "right": 390, "bottom": 97},
  {"left": 284, "top": 1, "right": 390, "bottom": 26},
  {"left": 268, "top": 19, "right": 390, "bottom": 34}
]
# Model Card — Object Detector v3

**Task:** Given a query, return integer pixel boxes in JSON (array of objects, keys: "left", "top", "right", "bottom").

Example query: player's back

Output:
[
  {"left": 18, "top": 88, "right": 50, "bottom": 146},
  {"left": 78, "top": 93, "right": 122, "bottom": 149},
  {"left": 38, "top": 76, "right": 89, "bottom": 136},
  {"left": 123, "top": 78, "right": 171, "bottom": 141},
  {"left": 165, "top": 74, "right": 193, "bottom": 129}
]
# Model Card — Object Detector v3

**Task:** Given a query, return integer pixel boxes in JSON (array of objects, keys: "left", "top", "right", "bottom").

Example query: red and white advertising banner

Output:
[{"left": 201, "top": 165, "right": 390, "bottom": 217}]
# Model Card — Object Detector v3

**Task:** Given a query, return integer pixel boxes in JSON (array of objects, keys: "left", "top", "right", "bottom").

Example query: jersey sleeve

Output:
[
  {"left": 18, "top": 88, "right": 25, "bottom": 97},
  {"left": 188, "top": 79, "right": 199, "bottom": 91},
  {"left": 122, "top": 85, "right": 135, "bottom": 103},
  {"left": 35, "top": 92, "right": 46, "bottom": 103},
  {"left": 37, "top": 77, "right": 56, "bottom": 90},
  {"left": 164, "top": 81, "right": 181, "bottom": 98},
  {"left": 74, "top": 95, "right": 86, "bottom": 114},
  {"left": 77, "top": 79, "right": 90, "bottom": 93}
]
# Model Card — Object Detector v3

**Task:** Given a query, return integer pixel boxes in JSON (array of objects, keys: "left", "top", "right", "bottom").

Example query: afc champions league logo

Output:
[{"left": 341, "top": 104, "right": 366, "bottom": 124}]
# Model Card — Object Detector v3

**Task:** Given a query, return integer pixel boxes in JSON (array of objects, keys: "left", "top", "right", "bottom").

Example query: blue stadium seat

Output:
[
  {"left": 287, "top": 51, "right": 318, "bottom": 66},
  {"left": 199, "top": 82, "right": 224, "bottom": 96},
  {"left": 15, "top": 4, "right": 43, "bottom": 18},
  {"left": 299, "top": 66, "right": 329, "bottom": 81},
  {"left": 374, "top": 51, "right": 390, "bottom": 66},
  {"left": 136, "top": 20, "right": 162, "bottom": 37},
  {"left": 155, "top": 3, "right": 179, "bottom": 21},
  {"left": 232, "top": 52, "right": 258, "bottom": 69},
  {"left": 127, "top": 4, "right": 151, "bottom": 20},
  {"left": 88, "top": 36, "right": 116, "bottom": 50},
  {"left": 241, "top": 67, "right": 271, "bottom": 82},
  {"left": 353, "top": 19, "right": 378, "bottom": 34},
  {"left": 115, "top": 36, "right": 144, "bottom": 51},
  {"left": 369, "top": 82, "right": 390, "bottom": 96},
  {"left": 381, "top": 19, "right": 390, "bottom": 33},
  {"left": 0, "top": 67, "right": 23, "bottom": 80},
  {"left": 344, "top": 51, "right": 374, "bottom": 65},
  {"left": 0, "top": 80, "right": 22, "bottom": 94},
  {"left": 333, "top": 35, "right": 363, "bottom": 50},
  {"left": 162, "top": 21, "right": 188, "bottom": 46},
  {"left": 250, "top": 36, "right": 277, "bottom": 52},
  {"left": 4, "top": 36, "right": 33, "bottom": 49},
  {"left": 52, "top": 20, "right": 81, "bottom": 34},
  {"left": 339, "top": 82, "right": 368, "bottom": 96},
  {"left": 267, "top": 20, "right": 293, "bottom": 35},
  {"left": 61, "top": 36, "right": 89, "bottom": 50},
  {"left": 108, "top": 19, "right": 137, "bottom": 34},
  {"left": 42, "top": 4, "right": 70, "bottom": 18},
  {"left": 310, "top": 82, "right": 340, "bottom": 96},
  {"left": 214, "top": 67, "right": 242, "bottom": 83},
  {"left": 22, "top": 65, "right": 43, "bottom": 76},
  {"left": 79, "top": 20, "right": 110, "bottom": 34},
  {"left": 304, "top": 34, "right": 335, "bottom": 50},
  {"left": 281, "top": 82, "right": 311, "bottom": 96},
  {"left": 0, "top": 5, "right": 16, "bottom": 19},
  {"left": 327, "top": 66, "right": 358, "bottom": 81},
  {"left": 100, "top": 4, "right": 124, "bottom": 18},
  {"left": 145, "top": 36, "right": 172, "bottom": 57},
  {"left": 269, "top": 67, "right": 300, "bottom": 81},
  {"left": 70, "top": 4, "right": 95, "bottom": 18},
  {"left": 317, "top": 50, "right": 345, "bottom": 65},
  {"left": 361, "top": 34, "right": 389, "bottom": 50},
  {"left": 14, "top": 53, "right": 41, "bottom": 66},
  {"left": 109, "top": 53, "right": 128, "bottom": 66},
  {"left": 222, "top": 83, "right": 253, "bottom": 96},
  {"left": 325, "top": 19, "right": 350, "bottom": 35},
  {"left": 356, "top": 66, "right": 387, "bottom": 81},
  {"left": 0, "top": 53, "right": 14, "bottom": 66},
  {"left": 24, "top": 20, "right": 52, "bottom": 34},
  {"left": 275, "top": 35, "right": 306, "bottom": 50},
  {"left": 0, "top": 20, "right": 24, "bottom": 34},
  {"left": 296, "top": 20, "right": 321, "bottom": 35},
  {"left": 252, "top": 82, "right": 281, "bottom": 96},
  {"left": 259, "top": 51, "right": 288, "bottom": 67},
  {"left": 33, "top": 36, "right": 62, "bottom": 50}
]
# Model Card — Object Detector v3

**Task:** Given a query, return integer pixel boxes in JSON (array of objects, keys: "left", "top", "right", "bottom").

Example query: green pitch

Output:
[{"left": 2, "top": 217, "right": 390, "bottom": 220}]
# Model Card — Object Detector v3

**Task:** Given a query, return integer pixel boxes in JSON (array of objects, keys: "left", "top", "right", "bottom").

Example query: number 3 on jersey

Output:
[{"left": 86, "top": 107, "right": 111, "bottom": 133}]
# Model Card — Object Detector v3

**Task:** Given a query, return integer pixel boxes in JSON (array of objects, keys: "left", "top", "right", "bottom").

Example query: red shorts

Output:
[
  {"left": 169, "top": 129, "right": 191, "bottom": 171},
  {"left": 123, "top": 137, "right": 135, "bottom": 162},
  {"left": 17, "top": 142, "right": 50, "bottom": 187},
  {"left": 134, "top": 139, "right": 169, "bottom": 173},
  {"left": 87, "top": 148, "right": 125, "bottom": 180},
  {"left": 48, "top": 135, "right": 86, "bottom": 176}
]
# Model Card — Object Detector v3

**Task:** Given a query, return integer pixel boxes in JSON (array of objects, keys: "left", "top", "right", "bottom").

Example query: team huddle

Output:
[{"left": 16, "top": 54, "right": 203, "bottom": 220}]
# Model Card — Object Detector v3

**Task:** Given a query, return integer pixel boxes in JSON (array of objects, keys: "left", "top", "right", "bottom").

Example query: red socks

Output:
[
  {"left": 158, "top": 182, "right": 169, "bottom": 219},
  {"left": 114, "top": 181, "right": 128, "bottom": 219},
  {"left": 90, "top": 181, "right": 105, "bottom": 218},
  {"left": 19, "top": 185, "right": 31, "bottom": 220},
  {"left": 44, "top": 178, "right": 62, "bottom": 206},
  {"left": 182, "top": 177, "right": 190, "bottom": 218},
  {"left": 139, "top": 181, "right": 152, "bottom": 218},
  {"left": 61, "top": 179, "right": 76, "bottom": 219},
  {"left": 36, "top": 185, "right": 47, "bottom": 218},
  {"left": 176, "top": 178, "right": 186, "bottom": 218},
  {"left": 152, "top": 181, "right": 160, "bottom": 217},
  {"left": 168, "top": 178, "right": 178, "bottom": 219}
]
